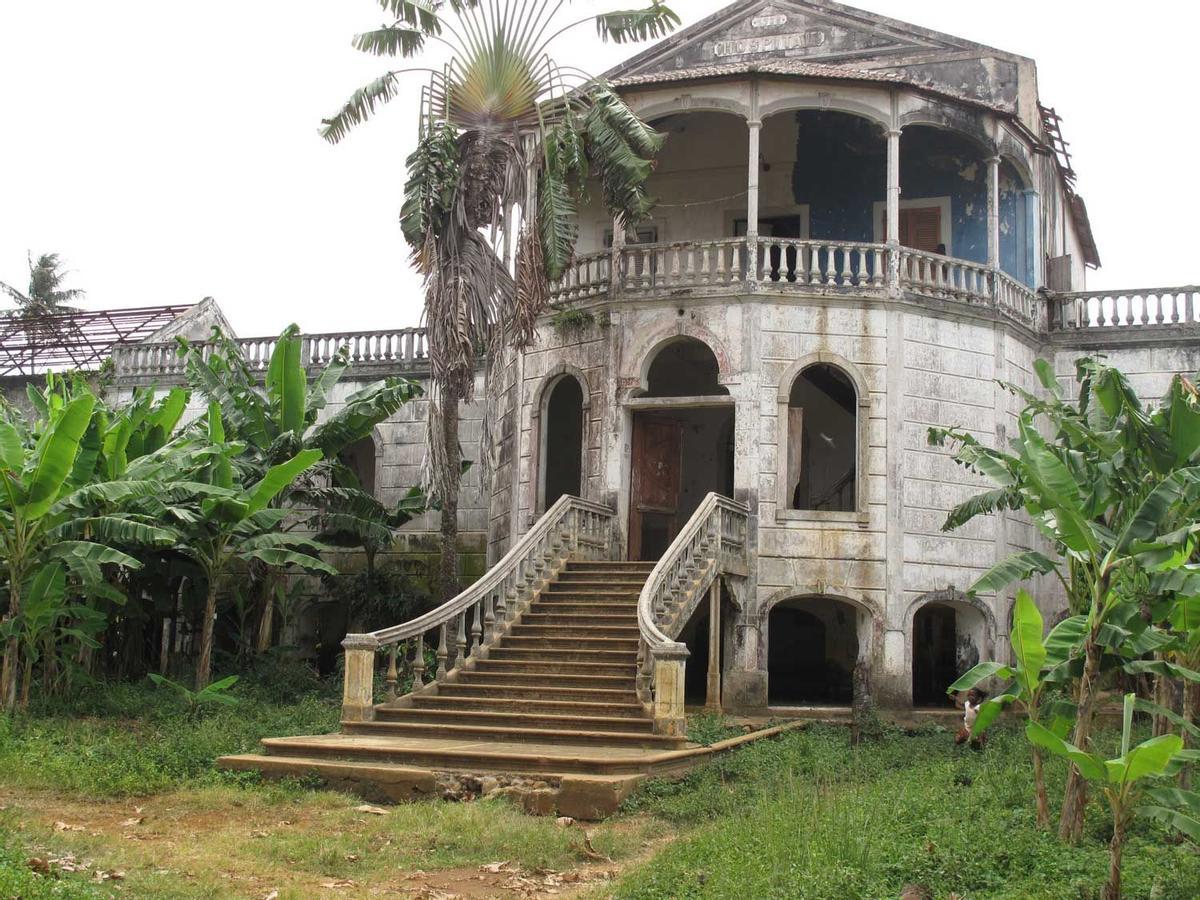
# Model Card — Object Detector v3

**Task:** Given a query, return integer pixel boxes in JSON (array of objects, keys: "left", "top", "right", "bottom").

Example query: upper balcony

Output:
[{"left": 552, "top": 108, "right": 1045, "bottom": 327}]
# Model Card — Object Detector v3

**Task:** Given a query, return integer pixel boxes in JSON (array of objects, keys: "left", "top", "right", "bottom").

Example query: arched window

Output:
[
  {"left": 541, "top": 375, "right": 584, "bottom": 508},
  {"left": 786, "top": 363, "right": 857, "bottom": 512},
  {"left": 644, "top": 337, "right": 728, "bottom": 397},
  {"left": 339, "top": 435, "right": 377, "bottom": 497}
]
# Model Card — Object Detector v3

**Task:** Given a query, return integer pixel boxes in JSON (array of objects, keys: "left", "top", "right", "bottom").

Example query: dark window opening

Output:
[
  {"left": 768, "top": 597, "right": 858, "bottom": 705},
  {"left": 339, "top": 436, "right": 377, "bottom": 497},
  {"left": 913, "top": 602, "right": 982, "bottom": 707},
  {"left": 788, "top": 364, "right": 856, "bottom": 512},
  {"left": 543, "top": 377, "right": 584, "bottom": 507},
  {"left": 645, "top": 338, "right": 728, "bottom": 398}
]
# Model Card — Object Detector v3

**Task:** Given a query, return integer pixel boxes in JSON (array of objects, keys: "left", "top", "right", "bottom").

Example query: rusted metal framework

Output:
[{"left": 0, "top": 304, "right": 193, "bottom": 376}]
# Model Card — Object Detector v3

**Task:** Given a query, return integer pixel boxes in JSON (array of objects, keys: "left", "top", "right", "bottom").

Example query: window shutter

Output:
[{"left": 899, "top": 207, "right": 942, "bottom": 253}]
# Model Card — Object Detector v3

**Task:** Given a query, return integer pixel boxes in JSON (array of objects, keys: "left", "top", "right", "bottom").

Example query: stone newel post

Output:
[
  {"left": 341, "top": 635, "right": 379, "bottom": 722},
  {"left": 653, "top": 646, "right": 689, "bottom": 737}
]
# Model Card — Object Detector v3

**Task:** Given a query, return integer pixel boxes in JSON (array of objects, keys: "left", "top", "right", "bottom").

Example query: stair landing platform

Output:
[{"left": 219, "top": 560, "right": 801, "bottom": 818}]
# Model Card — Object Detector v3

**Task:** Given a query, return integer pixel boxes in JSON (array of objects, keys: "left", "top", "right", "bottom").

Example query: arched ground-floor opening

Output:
[
  {"left": 767, "top": 596, "right": 862, "bottom": 705},
  {"left": 676, "top": 582, "right": 737, "bottom": 707},
  {"left": 628, "top": 404, "right": 735, "bottom": 561},
  {"left": 541, "top": 375, "right": 584, "bottom": 508},
  {"left": 911, "top": 596, "right": 988, "bottom": 707}
]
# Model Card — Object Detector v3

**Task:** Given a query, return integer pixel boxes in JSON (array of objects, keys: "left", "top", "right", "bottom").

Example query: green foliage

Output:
[
  {"left": 549, "top": 307, "right": 595, "bottom": 337},
  {"left": 146, "top": 672, "right": 240, "bottom": 719},
  {"left": 0, "top": 681, "right": 339, "bottom": 796},
  {"left": 617, "top": 725, "right": 1200, "bottom": 899}
]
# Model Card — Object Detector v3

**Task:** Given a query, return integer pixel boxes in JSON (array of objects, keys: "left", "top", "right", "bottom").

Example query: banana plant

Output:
[
  {"left": 0, "top": 385, "right": 175, "bottom": 710},
  {"left": 178, "top": 325, "right": 422, "bottom": 649},
  {"left": 1028, "top": 693, "right": 1200, "bottom": 900},
  {"left": 949, "top": 590, "right": 1086, "bottom": 827},
  {"left": 175, "top": 404, "right": 335, "bottom": 689},
  {"left": 931, "top": 358, "right": 1200, "bottom": 841}
]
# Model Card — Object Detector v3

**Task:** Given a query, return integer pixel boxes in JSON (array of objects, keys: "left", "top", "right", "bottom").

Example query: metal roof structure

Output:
[{"left": 0, "top": 304, "right": 194, "bottom": 376}]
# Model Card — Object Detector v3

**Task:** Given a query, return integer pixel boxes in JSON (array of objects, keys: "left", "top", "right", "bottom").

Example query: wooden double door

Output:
[{"left": 629, "top": 416, "right": 683, "bottom": 561}]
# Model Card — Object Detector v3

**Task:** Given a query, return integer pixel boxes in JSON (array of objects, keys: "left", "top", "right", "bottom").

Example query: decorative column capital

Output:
[
  {"left": 885, "top": 128, "right": 903, "bottom": 139},
  {"left": 747, "top": 118, "right": 762, "bottom": 129}
]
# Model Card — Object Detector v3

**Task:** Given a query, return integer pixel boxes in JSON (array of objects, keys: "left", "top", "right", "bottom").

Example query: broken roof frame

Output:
[{"left": 0, "top": 304, "right": 195, "bottom": 376}]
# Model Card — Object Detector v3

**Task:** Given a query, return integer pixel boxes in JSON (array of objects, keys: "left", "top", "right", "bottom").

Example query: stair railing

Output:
[
  {"left": 340, "top": 494, "right": 616, "bottom": 721},
  {"left": 636, "top": 493, "right": 750, "bottom": 736}
]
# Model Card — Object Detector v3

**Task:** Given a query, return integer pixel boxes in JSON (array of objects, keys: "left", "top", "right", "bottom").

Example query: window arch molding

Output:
[
  {"left": 631, "top": 326, "right": 735, "bottom": 397},
  {"left": 774, "top": 351, "right": 871, "bottom": 522},
  {"left": 530, "top": 364, "right": 591, "bottom": 513}
]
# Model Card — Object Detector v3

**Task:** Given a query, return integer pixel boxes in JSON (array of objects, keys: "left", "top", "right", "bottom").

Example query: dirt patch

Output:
[{"left": 0, "top": 785, "right": 671, "bottom": 898}]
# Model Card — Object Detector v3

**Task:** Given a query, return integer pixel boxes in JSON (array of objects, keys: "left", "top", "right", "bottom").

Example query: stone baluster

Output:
[
  {"left": 412, "top": 633, "right": 426, "bottom": 686},
  {"left": 469, "top": 600, "right": 483, "bottom": 656},
  {"left": 436, "top": 623, "right": 449, "bottom": 679},
  {"left": 483, "top": 593, "right": 496, "bottom": 643},
  {"left": 455, "top": 610, "right": 467, "bottom": 668},
  {"left": 341, "top": 636, "right": 378, "bottom": 722},
  {"left": 384, "top": 644, "right": 399, "bottom": 700}
]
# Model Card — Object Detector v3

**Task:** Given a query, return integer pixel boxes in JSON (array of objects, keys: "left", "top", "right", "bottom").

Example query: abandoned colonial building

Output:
[{"left": 14, "top": 0, "right": 1200, "bottom": 808}]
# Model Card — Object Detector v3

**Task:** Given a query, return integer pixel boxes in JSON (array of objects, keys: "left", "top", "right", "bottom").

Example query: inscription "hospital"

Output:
[{"left": 711, "top": 30, "right": 826, "bottom": 58}]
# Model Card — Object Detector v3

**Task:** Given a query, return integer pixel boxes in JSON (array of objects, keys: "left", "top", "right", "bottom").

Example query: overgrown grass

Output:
[
  {"left": 614, "top": 724, "right": 1200, "bottom": 899},
  {"left": 0, "top": 674, "right": 341, "bottom": 796},
  {"left": 3, "top": 684, "right": 1198, "bottom": 898}
]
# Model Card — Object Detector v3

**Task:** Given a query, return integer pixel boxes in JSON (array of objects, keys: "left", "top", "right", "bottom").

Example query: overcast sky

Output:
[{"left": 1, "top": 1, "right": 1194, "bottom": 337}]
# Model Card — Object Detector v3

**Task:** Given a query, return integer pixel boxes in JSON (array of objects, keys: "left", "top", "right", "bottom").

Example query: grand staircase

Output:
[
  {"left": 220, "top": 560, "right": 693, "bottom": 814},
  {"left": 219, "top": 495, "right": 753, "bottom": 817}
]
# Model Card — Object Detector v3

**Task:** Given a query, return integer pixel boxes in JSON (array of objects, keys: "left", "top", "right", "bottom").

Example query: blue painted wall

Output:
[{"left": 786, "top": 113, "right": 1033, "bottom": 285}]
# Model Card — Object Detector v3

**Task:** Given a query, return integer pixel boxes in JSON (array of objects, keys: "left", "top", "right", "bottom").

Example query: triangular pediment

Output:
[{"left": 607, "top": 0, "right": 1014, "bottom": 80}]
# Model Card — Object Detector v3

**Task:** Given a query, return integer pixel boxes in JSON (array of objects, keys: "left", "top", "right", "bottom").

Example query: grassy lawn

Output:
[{"left": 1, "top": 682, "right": 1197, "bottom": 898}]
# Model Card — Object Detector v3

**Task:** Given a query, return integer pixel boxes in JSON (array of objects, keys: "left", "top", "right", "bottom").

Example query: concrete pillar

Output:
[
  {"left": 706, "top": 581, "right": 721, "bottom": 710},
  {"left": 341, "top": 640, "right": 378, "bottom": 722},
  {"left": 986, "top": 155, "right": 1001, "bottom": 272},
  {"left": 746, "top": 119, "right": 762, "bottom": 239},
  {"left": 886, "top": 129, "right": 902, "bottom": 296},
  {"left": 653, "top": 650, "right": 688, "bottom": 736}
]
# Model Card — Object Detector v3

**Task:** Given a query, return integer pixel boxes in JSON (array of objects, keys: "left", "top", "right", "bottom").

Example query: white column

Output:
[
  {"left": 1022, "top": 188, "right": 1041, "bottom": 288},
  {"left": 746, "top": 119, "right": 762, "bottom": 239},
  {"left": 986, "top": 155, "right": 1001, "bottom": 272},
  {"left": 746, "top": 119, "right": 762, "bottom": 284},
  {"left": 886, "top": 128, "right": 902, "bottom": 296}
]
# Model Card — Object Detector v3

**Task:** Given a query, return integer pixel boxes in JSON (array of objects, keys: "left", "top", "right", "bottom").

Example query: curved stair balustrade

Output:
[
  {"left": 636, "top": 493, "right": 750, "bottom": 736},
  {"left": 340, "top": 494, "right": 616, "bottom": 722}
]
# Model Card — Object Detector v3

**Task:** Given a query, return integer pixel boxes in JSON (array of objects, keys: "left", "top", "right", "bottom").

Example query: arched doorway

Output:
[
  {"left": 768, "top": 596, "right": 862, "bottom": 705},
  {"left": 675, "top": 582, "right": 737, "bottom": 708},
  {"left": 629, "top": 337, "right": 734, "bottom": 560},
  {"left": 911, "top": 594, "right": 989, "bottom": 707},
  {"left": 541, "top": 375, "right": 584, "bottom": 508}
]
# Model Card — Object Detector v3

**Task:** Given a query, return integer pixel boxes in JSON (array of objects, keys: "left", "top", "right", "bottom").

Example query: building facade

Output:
[{"left": 106, "top": 0, "right": 1200, "bottom": 713}]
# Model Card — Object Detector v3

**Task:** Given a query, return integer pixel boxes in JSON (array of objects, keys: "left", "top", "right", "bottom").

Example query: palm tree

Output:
[
  {"left": 0, "top": 253, "right": 86, "bottom": 373},
  {"left": 322, "top": 0, "right": 678, "bottom": 600},
  {"left": 0, "top": 252, "right": 85, "bottom": 318}
]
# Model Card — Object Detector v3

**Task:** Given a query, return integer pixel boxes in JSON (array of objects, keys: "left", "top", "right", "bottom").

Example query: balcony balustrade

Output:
[
  {"left": 551, "top": 237, "right": 1042, "bottom": 328},
  {"left": 111, "top": 327, "right": 429, "bottom": 380}
]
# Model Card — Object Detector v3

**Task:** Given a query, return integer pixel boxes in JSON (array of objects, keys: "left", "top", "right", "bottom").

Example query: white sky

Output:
[{"left": 1, "top": 1, "right": 1195, "bottom": 338}]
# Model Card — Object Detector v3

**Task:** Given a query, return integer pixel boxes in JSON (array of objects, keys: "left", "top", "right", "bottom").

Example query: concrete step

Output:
[
  {"left": 343, "top": 719, "right": 678, "bottom": 749},
  {"left": 548, "top": 577, "right": 647, "bottom": 589},
  {"left": 508, "top": 623, "right": 639, "bottom": 639},
  {"left": 489, "top": 646, "right": 636, "bottom": 663},
  {"left": 500, "top": 635, "right": 639, "bottom": 652},
  {"left": 563, "top": 562, "right": 655, "bottom": 572},
  {"left": 374, "top": 705, "right": 656, "bottom": 733},
  {"left": 528, "top": 601, "right": 639, "bottom": 616},
  {"left": 411, "top": 693, "right": 646, "bottom": 718},
  {"left": 455, "top": 670, "right": 636, "bottom": 690},
  {"left": 472, "top": 658, "right": 634, "bottom": 678},
  {"left": 436, "top": 682, "right": 638, "bottom": 704},
  {"left": 519, "top": 615, "right": 637, "bottom": 630},
  {"left": 541, "top": 585, "right": 641, "bottom": 597},
  {"left": 249, "top": 735, "right": 671, "bottom": 776}
]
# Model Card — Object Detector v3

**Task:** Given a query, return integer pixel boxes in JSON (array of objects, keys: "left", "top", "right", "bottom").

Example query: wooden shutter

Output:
[{"left": 899, "top": 207, "right": 943, "bottom": 253}]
